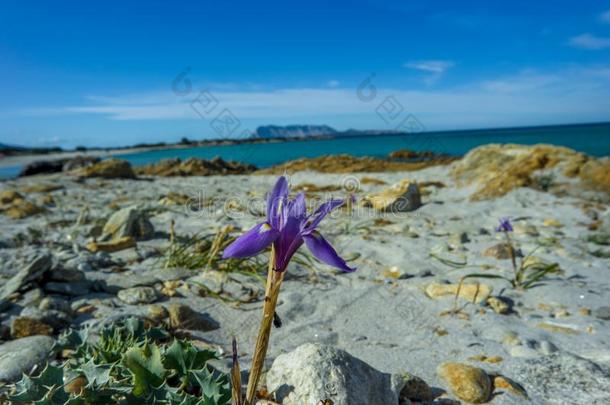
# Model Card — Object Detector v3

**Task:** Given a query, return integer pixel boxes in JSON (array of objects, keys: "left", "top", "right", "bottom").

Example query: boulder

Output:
[
  {"left": 451, "top": 143, "right": 610, "bottom": 200},
  {"left": 77, "top": 158, "right": 136, "bottom": 179},
  {"left": 266, "top": 343, "right": 402, "bottom": 405},
  {"left": 101, "top": 206, "right": 154, "bottom": 241},
  {"left": 0, "top": 254, "right": 52, "bottom": 301},
  {"left": 362, "top": 179, "right": 422, "bottom": 212},
  {"left": 0, "top": 336, "right": 55, "bottom": 383},
  {"left": 135, "top": 157, "right": 257, "bottom": 176}
]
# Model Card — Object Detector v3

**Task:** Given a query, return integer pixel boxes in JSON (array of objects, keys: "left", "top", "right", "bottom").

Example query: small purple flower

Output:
[
  {"left": 223, "top": 176, "right": 356, "bottom": 273},
  {"left": 496, "top": 217, "right": 513, "bottom": 233}
]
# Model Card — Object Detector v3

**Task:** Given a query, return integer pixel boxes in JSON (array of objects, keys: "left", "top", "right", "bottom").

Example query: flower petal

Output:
[
  {"left": 288, "top": 192, "right": 306, "bottom": 220},
  {"left": 267, "top": 176, "right": 289, "bottom": 229},
  {"left": 302, "top": 199, "right": 344, "bottom": 234},
  {"left": 222, "top": 222, "right": 279, "bottom": 259},
  {"left": 303, "top": 231, "right": 356, "bottom": 273}
]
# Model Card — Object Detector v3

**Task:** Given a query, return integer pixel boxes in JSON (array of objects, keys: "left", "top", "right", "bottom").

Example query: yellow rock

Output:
[
  {"left": 20, "top": 183, "right": 63, "bottom": 193},
  {"left": 438, "top": 362, "right": 491, "bottom": 403},
  {"left": 579, "top": 307, "right": 591, "bottom": 316},
  {"left": 3, "top": 199, "right": 45, "bottom": 219},
  {"left": 487, "top": 296, "right": 510, "bottom": 314},
  {"left": 425, "top": 283, "right": 492, "bottom": 303},
  {"left": 11, "top": 317, "right": 53, "bottom": 338},
  {"left": 86, "top": 236, "right": 136, "bottom": 253},
  {"left": 543, "top": 218, "right": 563, "bottom": 228},
  {"left": 493, "top": 375, "right": 528, "bottom": 399},
  {"left": 468, "top": 355, "right": 503, "bottom": 364},
  {"left": 362, "top": 179, "right": 421, "bottom": 212},
  {"left": 159, "top": 192, "right": 192, "bottom": 206},
  {"left": 451, "top": 143, "right": 609, "bottom": 200},
  {"left": 77, "top": 158, "right": 136, "bottom": 179},
  {"left": 482, "top": 243, "right": 513, "bottom": 259},
  {"left": 536, "top": 322, "right": 579, "bottom": 335},
  {"left": 0, "top": 190, "right": 23, "bottom": 204}
]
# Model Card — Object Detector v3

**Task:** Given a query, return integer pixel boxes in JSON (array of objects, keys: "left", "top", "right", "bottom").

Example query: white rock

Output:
[{"left": 266, "top": 343, "right": 402, "bottom": 405}]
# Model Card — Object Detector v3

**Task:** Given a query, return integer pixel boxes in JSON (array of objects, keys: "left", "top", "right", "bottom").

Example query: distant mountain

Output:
[{"left": 254, "top": 125, "right": 338, "bottom": 138}]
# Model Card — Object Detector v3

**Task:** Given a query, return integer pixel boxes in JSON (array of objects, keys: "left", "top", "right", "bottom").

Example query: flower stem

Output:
[{"left": 245, "top": 246, "right": 283, "bottom": 404}]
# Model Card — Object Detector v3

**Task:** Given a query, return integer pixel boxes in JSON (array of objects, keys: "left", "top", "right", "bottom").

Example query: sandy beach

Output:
[{"left": 0, "top": 143, "right": 609, "bottom": 403}]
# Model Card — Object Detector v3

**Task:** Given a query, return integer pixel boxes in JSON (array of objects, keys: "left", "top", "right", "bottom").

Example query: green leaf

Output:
[
  {"left": 122, "top": 341, "right": 166, "bottom": 397},
  {"left": 78, "top": 358, "right": 112, "bottom": 387},
  {"left": 189, "top": 368, "right": 231, "bottom": 404},
  {"left": 164, "top": 340, "right": 218, "bottom": 377},
  {"left": 9, "top": 364, "right": 67, "bottom": 404},
  {"left": 461, "top": 273, "right": 511, "bottom": 281}
]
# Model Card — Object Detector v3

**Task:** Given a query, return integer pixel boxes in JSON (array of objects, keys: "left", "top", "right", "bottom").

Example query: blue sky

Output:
[{"left": 1, "top": 0, "right": 610, "bottom": 148}]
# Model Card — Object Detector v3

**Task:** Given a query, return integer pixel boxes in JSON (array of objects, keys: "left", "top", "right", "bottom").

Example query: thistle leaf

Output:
[{"left": 122, "top": 341, "right": 166, "bottom": 397}]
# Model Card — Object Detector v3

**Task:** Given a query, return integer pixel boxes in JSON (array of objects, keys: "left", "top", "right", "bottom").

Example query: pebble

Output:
[
  {"left": 0, "top": 335, "right": 55, "bottom": 383},
  {"left": 437, "top": 362, "right": 491, "bottom": 404},
  {"left": 593, "top": 306, "right": 610, "bottom": 320},
  {"left": 539, "top": 340, "right": 559, "bottom": 355},
  {"left": 168, "top": 303, "right": 218, "bottom": 331},
  {"left": 117, "top": 286, "right": 158, "bottom": 305},
  {"left": 398, "top": 372, "right": 433, "bottom": 403},
  {"left": 425, "top": 283, "right": 492, "bottom": 303},
  {"left": 487, "top": 296, "right": 511, "bottom": 314},
  {"left": 44, "top": 281, "right": 91, "bottom": 296},
  {"left": 11, "top": 316, "right": 54, "bottom": 338}
]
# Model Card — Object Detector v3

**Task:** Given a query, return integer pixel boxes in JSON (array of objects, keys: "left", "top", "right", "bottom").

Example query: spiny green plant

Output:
[{"left": 9, "top": 318, "right": 231, "bottom": 405}]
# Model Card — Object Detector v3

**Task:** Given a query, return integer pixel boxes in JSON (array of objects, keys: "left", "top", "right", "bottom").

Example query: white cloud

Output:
[
  {"left": 403, "top": 60, "right": 455, "bottom": 74},
  {"left": 15, "top": 66, "right": 610, "bottom": 130},
  {"left": 568, "top": 33, "right": 610, "bottom": 50},
  {"left": 600, "top": 10, "right": 610, "bottom": 23}
]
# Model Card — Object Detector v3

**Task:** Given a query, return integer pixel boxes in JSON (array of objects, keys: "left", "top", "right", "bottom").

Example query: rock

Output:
[
  {"left": 19, "top": 183, "right": 63, "bottom": 193},
  {"left": 18, "top": 159, "right": 64, "bottom": 176},
  {"left": 0, "top": 336, "right": 55, "bottom": 383},
  {"left": 20, "top": 307, "right": 72, "bottom": 330},
  {"left": 492, "top": 375, "right": 528, "bottom": 399},
  {"left": 11, "top": 316, "right": 54, "bottom": 338},
  {"left": 451, "top": 143, "right": 610, "bottom": 200},
  {"left": 135, "top": 157, "right": 257, "bottom": 177},
  {"left": 0, "top": 254, "right": 52, "bottom": 300},
  {"left": 258, "top": 154, "right": 455, "bottom": 174},
  {"left": 509, "top": 346, "right": 539, "bottom": 358},
  {"left": 19, "top": 288, "right": 44, "bottom": 307},
  {"left": 543, "top": 218, "right": 563, "bottom": 228},
  {"left": 117, "top": 286, "right": 158, "bottom": 305},
  {"left": 44, "top": 281, "right": 90, "bottom": 296},
  {"left": 593, "top": 306, "right": 610, "bottom": 320},
  {"left": 0, "top": 190, "right": 23, "bottom": 204},
  {"left": 168, "top": 303, "right": 218, "bottom": 331},
  {"left": 266, "top": 343, "right": 401, "bottom": 405},
  {"left": 147, "top": 305, "right": 168, "bottom": 323},
  {"left": 397, "top": 372, "right": 433, "bottom": 403},
  {"left": 425, "top": 283, "right": 492, "bottom": 303},
  {"left": 362, "top": 179, "right": 422, "bottom": 212},
  {"left": 511, "top": 352, "right": 610, "bottom": 403},
  {"left": 538, "top": 340, "right": 559, "bottom": 355},
  {"left": 86, "top": 236, "right": 136, "bottom": 253},
  {"left": 536, "top": 322, "right": 579, "bottom": 335},
  {"left": 487, "top": 296, "right": 511, "bottom": 314},
  {"left": 448, "top": 232, "right": 470, "bottom": 247},
  {"left": 482, "top": 242, "right": 515, "bottom": 260},
  {"left": 437, "top": 362, "right": 491, "bottom": 404},
  {"left": 48, "top": 267, "right": 85, "bottom": 282},
  {"left": 77, "top": 158, "right": 136, "bottom": 179},
  {"left": 38, "top": 296, "right": 72, "bottom": 314},
  {"left": 101, "top": 206, "right": 154, "bottom": 241},
  {"left": 2, "top": 198, "right": 45, "bottom": 219}
]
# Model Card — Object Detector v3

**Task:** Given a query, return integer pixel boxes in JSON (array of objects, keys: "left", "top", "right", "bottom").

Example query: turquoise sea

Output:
[{"left": 1, "top": 123, "right": 609, "bottom": 179}]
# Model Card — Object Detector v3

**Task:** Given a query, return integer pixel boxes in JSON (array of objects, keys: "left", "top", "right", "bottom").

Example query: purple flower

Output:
[
  {"left": 496, "top": 217, "right": 513, "bottom": 233},
  {"left": 222, "top": 176, "right": 356, "bottom": 273}
]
